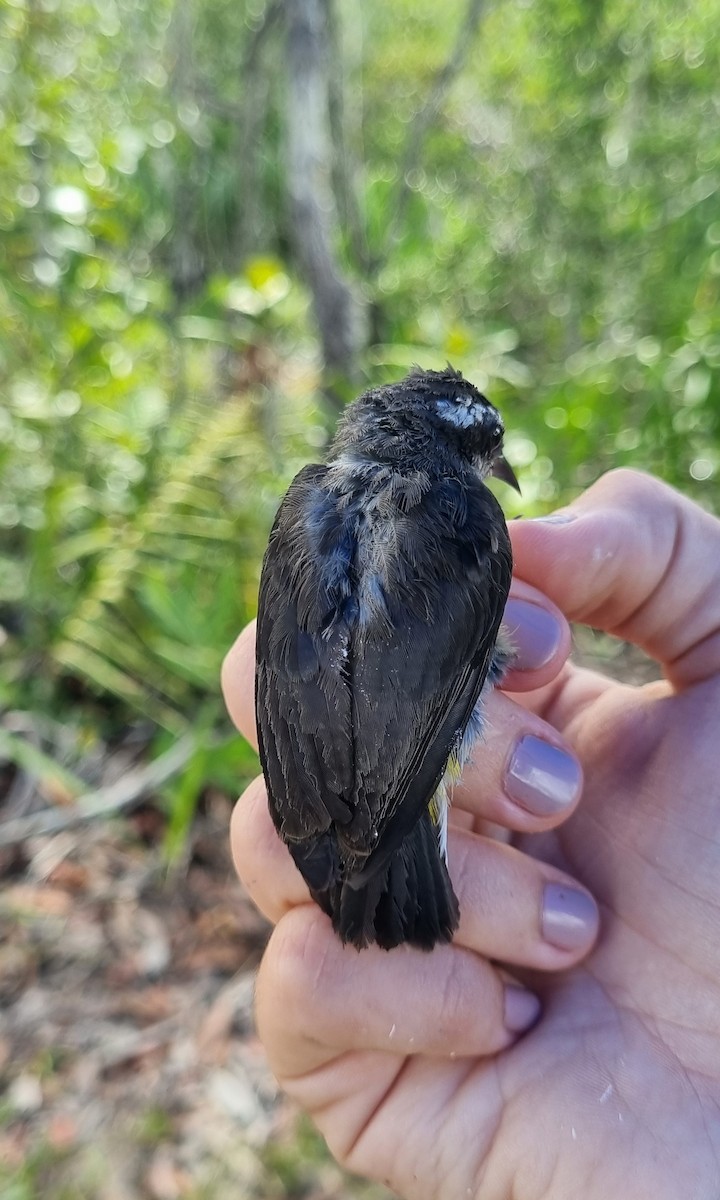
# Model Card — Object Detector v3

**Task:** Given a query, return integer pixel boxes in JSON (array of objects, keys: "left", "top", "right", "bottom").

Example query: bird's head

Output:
[
  {"left": 331, "top": 366, "right": 520, "bottom": 490},
  {"left": 393, "top": 366, "right": 520, "bottom": 489}
]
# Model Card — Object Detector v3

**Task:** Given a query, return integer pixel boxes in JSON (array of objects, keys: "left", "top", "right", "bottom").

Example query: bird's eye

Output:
[{"left": 487, "top": 412, "right": 505, "bottom": 439}]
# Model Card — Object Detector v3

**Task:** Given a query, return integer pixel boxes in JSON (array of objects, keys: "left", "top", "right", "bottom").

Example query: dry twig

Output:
[{"left": 0, "top": 736, "right": 195, "bottom": 848}]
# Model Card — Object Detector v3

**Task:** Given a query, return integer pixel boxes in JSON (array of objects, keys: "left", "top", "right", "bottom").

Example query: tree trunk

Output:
[{"left": 284, "top": 0, "right": 367, "bottom": 396}]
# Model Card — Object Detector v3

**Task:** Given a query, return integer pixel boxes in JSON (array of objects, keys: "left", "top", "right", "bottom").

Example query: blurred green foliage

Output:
[{"left": 1, "top": 0, "right": 719, "bottom": 825}]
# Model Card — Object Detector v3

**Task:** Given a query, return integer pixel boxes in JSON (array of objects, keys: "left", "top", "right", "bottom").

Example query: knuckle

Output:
[
  {"left": 586, "top": 469, "right": 684, "bottom": 586},
  {"left": 589, "top": 467, "right": 666, "bottom": 508},
  {"left": 577, "top": 470, "right": 670, "bottom": 588}
]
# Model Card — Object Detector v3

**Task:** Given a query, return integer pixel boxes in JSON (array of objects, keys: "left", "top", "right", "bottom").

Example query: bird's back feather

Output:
[{"left": 255, "top": 458, "right": 512, "bottom": 949}]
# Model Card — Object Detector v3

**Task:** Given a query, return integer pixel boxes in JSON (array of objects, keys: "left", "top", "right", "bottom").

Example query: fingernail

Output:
[
  {"left": 505, "top": 736, "right": 582, "bottom": 817},
  {"left": 503, "top": 599, "right": 563, "bottom": 671},
  {"left": 542, "top": 883, "right": 599, "bottom": 951},
  {"left": 530, "top": 510, "right": 576, "bottom": 523},
  {"left": 504, "top": 985, "right": 542, "bottom": 1033}
]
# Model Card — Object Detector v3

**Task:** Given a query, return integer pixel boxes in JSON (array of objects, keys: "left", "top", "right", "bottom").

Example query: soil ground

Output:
[{"left": 0, "top": 791, "right": 385, "bottom": 1200}]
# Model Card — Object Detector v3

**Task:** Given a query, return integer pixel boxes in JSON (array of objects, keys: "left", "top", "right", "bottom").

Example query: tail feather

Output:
[
  {"left": 374, "top": 847, "right": 413, "bottom": 950},
  {"left": 315, "top": 808, "right": 459, "bottom": 951}
]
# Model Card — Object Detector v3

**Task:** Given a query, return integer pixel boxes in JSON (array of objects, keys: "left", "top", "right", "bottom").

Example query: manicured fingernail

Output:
[
  {"left": 542, "top": 883, "right": 599, "bottom": 951},
  {"left": 504, "top": 985, "right": 542, "bottom": 1033},
  {"left": 505, "top": 736, "right": 582, "bottom": 817},
  {"left": 530, "top": 510, "right": 576, "bottom": 523},
  {"left": 503, "top": 599, "right": 563, "bottom": 671}
]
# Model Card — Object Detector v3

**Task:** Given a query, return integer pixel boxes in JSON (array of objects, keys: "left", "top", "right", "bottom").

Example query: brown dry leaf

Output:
[
  {"left": 47, "top": 1113, "right": 79, "bottom": 1150},
  {"left": 39, "top": 776, "right": 76, "bottom": 807},
  {"left": 192, "top": 907, "right": 241, "bottom": 942},
  {"left": 102, "top": 1040, "right": 170, "bottom": 1079},
  {"left": 106, "top": 903, "right": 171, "bottom": 982},
  {"left": 2, "top": 883, "right": 72, "bottom": 917},
  {"left": 104, "top": 957, "right": 142, "bottom": 987},
  {"left": 46, "top": 860, "right": 91, "bottom": 892},
  {"left": 195, "top": 983, "right": 239, "bottom": 1065},
  {"left": 176, "top": 943, "right": 246, "bottom": 975},
  {"left": 107, "top": 985, "right": 174, "bottom": 1025},
  {"left": 0, "top": 943, "right": 36, "bottom": 1000},
  {"left": 0, "top": 1126, "right": 29, "bottom": 1170}
]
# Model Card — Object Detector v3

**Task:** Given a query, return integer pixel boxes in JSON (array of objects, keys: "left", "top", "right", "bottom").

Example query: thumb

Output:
[{"left": 509, "top": 469, "right": 720, "bottom": 688}]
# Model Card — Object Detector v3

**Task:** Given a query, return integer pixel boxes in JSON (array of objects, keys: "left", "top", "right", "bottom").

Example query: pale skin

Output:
[{"left": 222, "top": 469, "right": 720, "bottom": 1200}]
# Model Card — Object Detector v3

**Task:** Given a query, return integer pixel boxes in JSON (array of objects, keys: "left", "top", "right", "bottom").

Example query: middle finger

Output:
[{"left": 457, "top": 688, "right": 583, "bottom": 831}]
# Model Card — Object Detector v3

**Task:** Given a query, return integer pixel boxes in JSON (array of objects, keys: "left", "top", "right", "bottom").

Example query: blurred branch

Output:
[
  {"left": 165, "top": 0, "right": 207, "bottom": 300},
  {"left": 326, "top": 0, "right": 371, "bottom": 276},
  {"left": 231, "top": 2, "right": 285, "bottom": 263},
  {"left": 0, "top": 735, "right": 195, "bottom": 848},
  {"left": 241, "top": 0, "right": 285, "bottom": 72},
  {"left": 0, "top": 716, "right": 76, "bottom": 819},
  {"left": 188, "top": 2, "right": 283, "bottom": 118},
  {"left": 386, "top": 0, "right": 487, "bottom": 244},
  {"left": 284, "top": 0, "right": 368, "bottom": 402},
  {"left": 0, "top": 724, "right": 86, "bottom": 805}
]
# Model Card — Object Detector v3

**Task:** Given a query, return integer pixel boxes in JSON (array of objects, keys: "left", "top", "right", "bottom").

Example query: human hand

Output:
[{"left": 223, "top": 470, "right": 720, "bottom": 1199}]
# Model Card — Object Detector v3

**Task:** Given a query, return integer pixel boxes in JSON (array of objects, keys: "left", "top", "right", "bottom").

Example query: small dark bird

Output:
[{"left": 255, "top": 366, "right": 518, "bottom": 950}]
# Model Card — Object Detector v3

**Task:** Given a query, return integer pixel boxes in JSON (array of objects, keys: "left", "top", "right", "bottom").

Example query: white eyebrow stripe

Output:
[{"left": 435, "top": 399, "right": 478, "bottom": 428}]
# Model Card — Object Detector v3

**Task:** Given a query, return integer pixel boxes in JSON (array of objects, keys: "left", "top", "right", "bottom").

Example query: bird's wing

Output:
[
  {"left": 255, "top": 465, "right": 356, "bottom": 853},
  {"left": 345, "top": 480, "right": 511, "bottom": 876},
  {"left": 255, "top": 467, "right": 512, "bottom": 879}
]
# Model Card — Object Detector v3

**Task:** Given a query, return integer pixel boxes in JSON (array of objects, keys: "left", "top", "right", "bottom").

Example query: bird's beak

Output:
[{"left": 491, "top": 454, "right": 521, "bottom": 494}]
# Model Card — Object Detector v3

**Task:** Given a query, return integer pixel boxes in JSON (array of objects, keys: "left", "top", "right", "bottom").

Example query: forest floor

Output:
[{"left": 0, "top": 788, "right": 385, "bottom": 1200}]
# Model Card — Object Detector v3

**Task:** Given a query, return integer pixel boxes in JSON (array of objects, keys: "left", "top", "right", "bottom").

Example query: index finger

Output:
[{"left": 510, "top": 469, "right": 720, "bottom": 688}]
